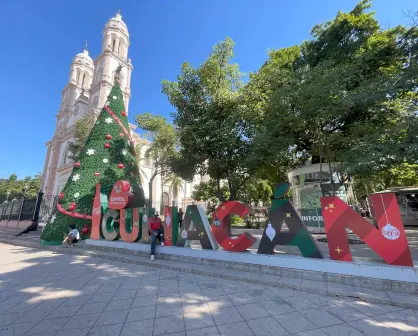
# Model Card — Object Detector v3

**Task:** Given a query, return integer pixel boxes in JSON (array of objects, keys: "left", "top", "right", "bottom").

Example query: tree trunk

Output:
[
  {"left": 328, "top": 161, "right": 336, "bottom": 197},
  {"left": 160, "top": 173, "right": 164, "bottom": 214},
  {"left": 319, "top": 146, "right": 324, "bottom": 196},
  {"left": 227, "top": 178, "right": 237, "bottom": 201},
  {"left": 148, "top": 180, "right": 153, "bottom": 217},
  {"left": 216, "top": 177, "right": 225, "bottom": 203}
]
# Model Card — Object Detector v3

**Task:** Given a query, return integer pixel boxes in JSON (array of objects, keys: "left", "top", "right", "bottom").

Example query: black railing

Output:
[{"left": 0, "top": 198, "right": 37, "bottom": 222}]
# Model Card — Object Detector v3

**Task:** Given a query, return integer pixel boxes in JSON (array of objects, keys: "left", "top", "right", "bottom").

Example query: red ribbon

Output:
[
  {"left": 57, "top": 202, "right": 92, "bottom": 220},
  {"left": 104, "top": 105, "right": 132, "bottom": 141}
]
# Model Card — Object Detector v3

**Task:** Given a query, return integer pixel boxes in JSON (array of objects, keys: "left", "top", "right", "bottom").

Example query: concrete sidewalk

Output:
[{"left": 1, "top": 243, "right": 418, "bottom": 336}]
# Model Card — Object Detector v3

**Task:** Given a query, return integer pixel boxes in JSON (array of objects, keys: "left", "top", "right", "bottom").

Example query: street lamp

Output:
[
  {"left": 4, "top": 190, "right": 10, "bottom": 203},
  {"left": 22, "top": 185, "right": 28, "bottom": 198}
]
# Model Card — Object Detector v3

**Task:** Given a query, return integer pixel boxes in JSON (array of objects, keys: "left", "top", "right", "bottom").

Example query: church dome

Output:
[
  {"left": 105, "top": 12, "right": 129, "bottom": 37},
  {"left": 73, "top": 50, "right": 93, "bottom": 66}
]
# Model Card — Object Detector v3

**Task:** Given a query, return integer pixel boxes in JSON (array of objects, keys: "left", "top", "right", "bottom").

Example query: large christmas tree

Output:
[{"left": 41, "top": 66, "right": 145, "bottom": 244}]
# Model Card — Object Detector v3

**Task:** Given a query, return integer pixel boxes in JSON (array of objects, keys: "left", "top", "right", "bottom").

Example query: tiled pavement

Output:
[{"left": 0, "top": 245, "right": 418, "bottom": 335}]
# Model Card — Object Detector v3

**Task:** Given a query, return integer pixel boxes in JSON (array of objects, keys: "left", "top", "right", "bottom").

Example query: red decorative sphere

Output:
[
  {"left": 94, "top": 172, "right": 101, "bottom": 176},
  {"left": 119, "top": 132, "right": 124, "bottom": 137},
  {"left": 74, "top": 162, "right": 80, "bottom": 168},
  {"left": 118, "top": 163, "right": 125, "bottom": 169},
  {"left": 122, "top": 111, "right": 127, "bottom": 117},
  {"left": 81, "top": 224, "right": 90, "bottom": 235},
  {"left": 59, "top": 192, "right": 65, "bottom": 199},
  {"left": 69, "top": 202, "right": 76, "bottom": 211},
  {"left": 104, "top": 143, "right": 110, "bottom": 149},
  {"left": 105, "top": 134, "right": 112, "bottom": 140}
]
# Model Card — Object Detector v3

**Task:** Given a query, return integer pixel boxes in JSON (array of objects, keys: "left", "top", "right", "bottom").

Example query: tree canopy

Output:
[
  {"left": 0, "top": 173, "right": 41, "bottom": 201},
  {"left": 161, "top": 0, "right": 418, "bottom": 204},
  {"left": 162, "top": 38, "right": 292, "bottom": 201},
  {"left": 255, "top": 0, "right": 418, "bottom": 175},
  {"left": 135, "top": 113, "right": 178, "bottom": 210}
]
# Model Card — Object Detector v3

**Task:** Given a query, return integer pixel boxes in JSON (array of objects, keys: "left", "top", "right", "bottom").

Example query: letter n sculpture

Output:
[{"left": 321, "top": 193, "right": 413, "bottom": 266}]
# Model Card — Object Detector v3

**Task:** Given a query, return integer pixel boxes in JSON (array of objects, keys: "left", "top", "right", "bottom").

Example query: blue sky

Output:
[{"left": 0, "top": 0, "right": 416, "bottom": 179}]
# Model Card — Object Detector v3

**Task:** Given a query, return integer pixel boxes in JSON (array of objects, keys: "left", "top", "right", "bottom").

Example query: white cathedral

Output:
[{"left": 40, "top": 12, "right": 207, "bottom": 212}]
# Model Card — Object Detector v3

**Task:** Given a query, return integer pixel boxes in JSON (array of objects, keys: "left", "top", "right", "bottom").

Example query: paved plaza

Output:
[{"left": 0, "top": 244, "right": 417, "bottom": 336}]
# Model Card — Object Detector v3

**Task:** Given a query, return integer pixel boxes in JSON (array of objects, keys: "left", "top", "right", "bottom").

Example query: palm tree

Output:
[
  {"left": 164, "top": 174, "right": 184, "bottom": 205},
  {"left": 135, "top": 143, "right": 148, "bottom": 184}
]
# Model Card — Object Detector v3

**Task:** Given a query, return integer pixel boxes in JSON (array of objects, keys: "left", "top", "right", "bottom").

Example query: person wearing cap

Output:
[{"left": 147, "top": 210, "right": 164, "bottom": 260}]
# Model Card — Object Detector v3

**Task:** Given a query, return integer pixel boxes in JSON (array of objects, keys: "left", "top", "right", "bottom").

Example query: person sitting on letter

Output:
[{"left": 147, "top": 210, "right": 164, "bottom": 260}]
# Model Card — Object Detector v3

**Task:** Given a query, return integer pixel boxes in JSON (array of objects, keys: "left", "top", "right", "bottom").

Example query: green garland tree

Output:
[{"left": 41, "top": 66, "right": 145, "bottom": 244}]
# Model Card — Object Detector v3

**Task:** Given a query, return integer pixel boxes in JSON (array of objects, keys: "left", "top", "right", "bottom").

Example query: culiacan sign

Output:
[{"left": 90, "top": 181, "right": 413, "bottom": 267}]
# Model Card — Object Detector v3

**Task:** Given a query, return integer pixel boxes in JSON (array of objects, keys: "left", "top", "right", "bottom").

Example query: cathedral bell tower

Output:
[
  {"left": 41, "top": 45, "right": 94, "bottom": 195},
  {"left": 89, "top": 11, "right": 133, "bottom": 116}
]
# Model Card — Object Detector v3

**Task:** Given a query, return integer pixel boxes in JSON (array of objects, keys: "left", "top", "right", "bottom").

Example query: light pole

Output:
[
  {"left": 5, "top": 190, "right": 10, "bottom": 203},
  {"left": 23, "top": 185, "right": 28, "bottom": 198}
]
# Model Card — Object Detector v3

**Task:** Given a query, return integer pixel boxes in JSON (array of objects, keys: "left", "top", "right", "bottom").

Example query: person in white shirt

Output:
[{"left": 62, "top": 224, "right": 80, "bottom": 247}]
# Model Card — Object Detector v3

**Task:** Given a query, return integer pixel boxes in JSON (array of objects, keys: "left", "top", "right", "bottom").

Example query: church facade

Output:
[{"left": 40, "top": 12, "right": 207, "bottom": 214}]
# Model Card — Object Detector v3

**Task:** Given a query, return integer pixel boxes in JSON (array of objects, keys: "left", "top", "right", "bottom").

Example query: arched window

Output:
[
  {"left": 112, "top": 38, "right": 116, "bottom": 51},
  {"left": 81, "top": 73, "right": 86, "bottom": 87},
  {"left": 76, "top": 69, "right": 80, "bottom": 84},
  {"left": 119, "top": 39, "right": 126, "bottom": 58}
]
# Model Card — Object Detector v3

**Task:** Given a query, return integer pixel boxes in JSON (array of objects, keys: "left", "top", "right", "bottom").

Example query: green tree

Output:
[
  {"left": 26, "top": 173, "right": 42, "bottom": 197},
  {"left": 0, "top": 173, "right": 41, "bottom": 201},
  {"left": 135, "top": 113, "right": 177, "bottom": 212},
  {"left": 163, "top": 38, "right": 276, "bottom": 201},
  {"left": 237, "top": 178, "right": 273, "bottom": 206},
  {"left": 354, "top": 162, "right": 418, "bottom": 198},
  {"left": 191, "top": 179, "right": 230, "bottom": 211},
  {"left": 134, "top": 142, "right": 148, "bottom": 184},
  {"left": 192, "top": 177, "right": 273, "bottom": 209},
  {"left": 68, "top": 113, "right": 96, "bottom": 161},
  {"left": 252, "top": 0, "right": 418, "bottom": 187},
  {"left": 41, "top": 73, "right": 145, "bottom": 244},
  {"left": 164, "top": 174, "right": 184, "bottom": 205}
]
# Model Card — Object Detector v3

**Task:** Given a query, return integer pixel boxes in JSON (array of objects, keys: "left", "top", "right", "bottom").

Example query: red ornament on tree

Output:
[
  {"left": 69, "top": 202, "right": 76, "bottom": 211},
  {"left": 122, "top": 111, "right": 127, "bottom": 117},
  {"left": 118, "top": 163, "right": 125, "bottom": 169},
  {"left": 119, "top": 132, "right": 124, "bottom": 137},
  {"left": 81, "top": 224, "right": 90, "bottom": 235},
  {"left": 74, "top": 162, "right": 80, "bottom": 168},
  {"left": 94, "top": 172, "right": 101, "bottom": 176},
  {"left": 130, "top": 140, "right": 135, "bottom": 145},
  {"left": 105, "top": 134, "right": 112, "bottom": 140},
  {"left": 59, "top": 192, "right": 65, "bottom": 199},
  {"left": 104, "top": 143, "right": 110, "bottom": 148}
]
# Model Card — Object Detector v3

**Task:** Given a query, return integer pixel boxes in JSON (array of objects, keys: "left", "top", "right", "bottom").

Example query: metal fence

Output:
[{"left": 0, "top": 198, "right": 37, "bottom": 222}]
